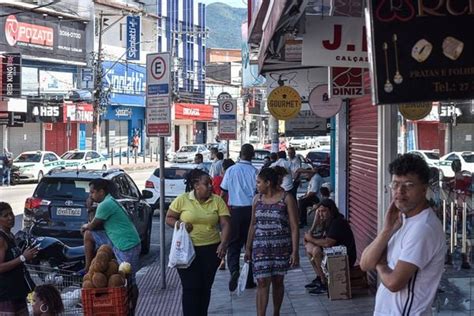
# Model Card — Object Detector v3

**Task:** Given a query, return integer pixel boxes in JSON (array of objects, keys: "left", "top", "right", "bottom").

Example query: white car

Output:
[
  {"left": 289, "top": 136, "right": 313, "bottom": 150},
  {"left": 173, "top": 144, "right": 210, "bottom": 163},
  {"left": 144, "top": 163, "right": 211, "bottom": 210},
  {"left": 13, "top": 151, "right": 64, "bottom": 182},
  {"left": 408, "top": 150, "right": 439, "bottom": 168},
  {"left": 61, "top": 150, "right": 108, "bottom": 170},
  {"left": 438, "top": 151, "right": 474, "bottom": 178}
]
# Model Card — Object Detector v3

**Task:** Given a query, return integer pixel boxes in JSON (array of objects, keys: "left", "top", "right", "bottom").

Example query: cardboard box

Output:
[{"left": 326, "top": 255, "right": 351, "bottom": 300}]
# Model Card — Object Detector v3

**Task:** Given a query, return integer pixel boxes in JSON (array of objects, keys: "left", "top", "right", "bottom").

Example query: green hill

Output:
[{"left": 206, "top": 3, "right": 247, "bottom": 49}]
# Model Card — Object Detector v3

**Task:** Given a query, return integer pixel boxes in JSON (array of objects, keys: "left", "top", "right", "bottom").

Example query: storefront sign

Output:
[
  {"left": 126, "top": 16, "right": 140, "bottom": 61},
  {"left": 329, "top": 67, "right": 365, "bottom": 98},
  {"left": 439, "top": 102, "right": 474, "bottom": 124},
  {"left": 175, "top": 103, "right": 213, "bottom": 121},
  {"left": 103, "top": 61, "right": 146, "bottom": 104},
  {"left": 367, "top": 0, "right": 474, "bottom": 104},
  {"left": 399, "top": 103, "right": 432, "bottom": 121},
  {"left": 266, "top": 68, "right": 327, "bottom": 102},
  {"left": 267, "top": 86, "right": 302, "bottom": 120},
  {"left": 309, "top": 84, "right": 343, "bottom": 118},
  {"left": 0, "top": 52, "right": 21, "bottom": 98},
  {"left": 218, "top": 98, "right": 237, "bottom": 140},
  {"left": 146, "top": 52, "right": 171, "bottom": 136},
  {"left": 115, "top": 107, "right": 133, "bottom": 118},
  {"left": 63, "top": 102, "right": 93, "bottom": 123},
  {"left": 285, "top": 107, "right": 330, "bottom": 137},
  {"left": 40, "top": 70, "right": 73, "bottom": 93},
  {"left": 26, "top": 103, "right": 63, "bottom": 123},
  {"left": 302, "top": 16, "right": 368, "bottom": 68},
  {"left": 0, "top": 7, "right": 87, "bottom": 64}
]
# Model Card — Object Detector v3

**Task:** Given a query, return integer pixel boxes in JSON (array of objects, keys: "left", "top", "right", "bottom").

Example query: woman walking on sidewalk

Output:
[
  {"left": 166, "top": 169, "right": 231, "bottom": 316},
  {"left": 245, "top": 167, "right": 299, "bottom": 316}
]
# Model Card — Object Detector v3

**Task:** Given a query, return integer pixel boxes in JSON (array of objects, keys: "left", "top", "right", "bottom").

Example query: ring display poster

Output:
[{"left": 367, "top": 0, "right": 474, "bottom": 104}]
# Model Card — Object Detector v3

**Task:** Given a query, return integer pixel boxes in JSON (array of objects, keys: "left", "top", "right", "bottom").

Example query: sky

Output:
[{"left": 199, "top": 0, "right": 247, "bottom": 8}]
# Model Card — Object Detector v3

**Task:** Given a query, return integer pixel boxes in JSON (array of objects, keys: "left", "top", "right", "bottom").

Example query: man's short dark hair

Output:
[
  {"left": 222, "top": 158, "right": 235, "bottom": 171},
  {"left": 210, "top": 147, "right": 218, "bottom": 155},
  {"left": 270, "top": 152, "right": 278, "bottom": 161},
  {"left": 89, "top": 178, "right": 110, "bottom": 194},
  {"left": 320, "top": 187, "right": 330, "bottom": 197},
  {"left": 240, "top": 143, "right": 255, "bottom": 160},
  {"left": 277, "top": 151, "right": 287, "bottom": 159},
  {"left": 195, "top": 153, "right": 203, "bottom": 161},
  {"left": 389, "top": 153, "right": 430, "bottom": 184},
  {"left": 216, "top": 152, "right": 224, "bottom": 160}
]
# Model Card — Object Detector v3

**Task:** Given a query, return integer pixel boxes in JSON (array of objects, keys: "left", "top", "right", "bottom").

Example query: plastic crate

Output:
[{"left": 82, "top": 286, "right": 129, "bottom": 316}]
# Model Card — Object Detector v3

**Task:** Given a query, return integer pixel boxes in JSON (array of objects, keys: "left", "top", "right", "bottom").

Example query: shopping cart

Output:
[{"left": 25, "top": 264, "right": 83, "bottom": 315}]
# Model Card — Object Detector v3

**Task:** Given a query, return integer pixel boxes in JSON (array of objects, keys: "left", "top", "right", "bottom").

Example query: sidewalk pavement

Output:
[{"left": 136, "top": 228, "right": 376, "bottom": 315}]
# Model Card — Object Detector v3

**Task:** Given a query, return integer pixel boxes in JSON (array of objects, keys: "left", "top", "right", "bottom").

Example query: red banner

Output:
[{"left": 175, "top": 103, "right": 213, "bottom": 121}]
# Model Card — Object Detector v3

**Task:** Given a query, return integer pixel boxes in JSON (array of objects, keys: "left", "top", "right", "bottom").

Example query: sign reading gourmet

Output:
[
  {"left": 1, "top": 52, "right": 21, "bottom": 98},
  {"left": 267, "top": 86, "right": 302, "bottom": 120},
  {"left": 0, "top": 7, "right": 87, "bottom": 63},
  {"left": 367, "top": 0, "right": 474, "bottom": 104},
  {"left": 302, "top": 16, "right": 368, "bottom": 68}
]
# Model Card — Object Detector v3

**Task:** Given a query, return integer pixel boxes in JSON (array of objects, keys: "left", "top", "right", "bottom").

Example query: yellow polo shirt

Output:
[{"left": 169, "top": 191, "right": 230, "bottom": 246}]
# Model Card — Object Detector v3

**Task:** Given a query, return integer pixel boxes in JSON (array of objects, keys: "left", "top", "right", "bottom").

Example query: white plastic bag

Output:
[
  {"left": 168, "top": 222, "right": 195, "bottom": 269},
  {"left": 236, "top": 262, "right": 250, "bottom": 296}
]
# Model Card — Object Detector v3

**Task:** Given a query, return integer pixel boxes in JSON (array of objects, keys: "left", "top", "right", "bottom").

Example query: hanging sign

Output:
[
  {"left": 302, "top": 16, "right": 368, "bottom": 68},
  {"left": 1, "top": 52, "right": 21, "bottom": 98},
  {"left": 126, "top": 16, "right": 141, "bottom": 61},
  {"left": 329, "top": 67, "right": 365, "bottom": 98},
  {"left": 367, "top": 0, "right": 474, "bottom": 104},
  {"left": 267, "top": 86, "right": 302, "bottom": 120},
  {"left": 309, "top": 84, "right": 343, "bottom": 118},
  {"left": 398, "top": 102, "right": 432, "bottom": 121}
]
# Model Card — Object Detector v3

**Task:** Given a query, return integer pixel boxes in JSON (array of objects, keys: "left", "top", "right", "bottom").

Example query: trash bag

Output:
[
  {"left": 168, "top": 222, "right": 195, "bottom": 269},
  {"left": 236, "top": 262, "right": 249, "bottom": 296}
]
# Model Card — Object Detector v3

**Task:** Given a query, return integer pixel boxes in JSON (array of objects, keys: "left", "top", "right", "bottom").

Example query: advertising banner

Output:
[
  {"left": 0, "top": 7, "right": 87, "bottom": 64},
  {"left": 63, "top": 102, "right": 93, "bottom": 123},
  {"left": 126, "top": 16, "right": 141, "bottom": 61},
  {"left": 285, "top": 106, "right": 330, "bottom": 137},
  {"left": 302, "top": 16, "right": 368, "bottom": 68},
  {"left": 0, "top": 52, "right": 21, "bottom": 98},
  {"left": 367, "top": 0, "right": 474, "bottom": 104},
  {"left": 102, "top": 61, "right": 146, "bottom": 106},
  {"left": 26, "top": 102, "right": 63, "bottom": 123}
]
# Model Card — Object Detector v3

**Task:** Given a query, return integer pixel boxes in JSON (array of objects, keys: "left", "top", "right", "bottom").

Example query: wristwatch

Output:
[{"left": 19, "top": 255, "right": 26, "bottom": 263}]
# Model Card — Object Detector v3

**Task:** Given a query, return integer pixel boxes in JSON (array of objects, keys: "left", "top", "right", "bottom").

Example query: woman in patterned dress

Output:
[{"left": 245, "top": 167, "right": 299, "bottom": 316}]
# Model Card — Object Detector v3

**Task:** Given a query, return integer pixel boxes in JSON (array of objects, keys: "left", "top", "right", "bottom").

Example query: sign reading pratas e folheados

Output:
[
  {"left": 146, "top": 52, "right": 171, "bottom": 137},
  {"left": 367, "top": 0, "right": 474, "bottom": 104}
]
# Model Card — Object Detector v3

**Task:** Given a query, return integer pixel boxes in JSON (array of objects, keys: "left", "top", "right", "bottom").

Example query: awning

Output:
[{"left": 175, "top": 103, "right": 213, "bottom": 121}]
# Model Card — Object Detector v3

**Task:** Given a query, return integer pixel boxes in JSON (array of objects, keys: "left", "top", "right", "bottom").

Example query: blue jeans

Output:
[{"left": 2, "top": 167, "right": 10, "bottom": 186}]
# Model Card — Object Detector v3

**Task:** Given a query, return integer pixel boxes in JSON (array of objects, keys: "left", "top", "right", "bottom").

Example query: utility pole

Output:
[{"left": 92, "top": 12, "right": 104, "bottom": 152}]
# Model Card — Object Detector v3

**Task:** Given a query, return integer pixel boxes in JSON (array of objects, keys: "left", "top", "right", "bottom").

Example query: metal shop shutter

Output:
[
  {"left": 347, "top": 76, "right": 378, "bottom": 286},
  {"left": 8, "top": 123, "right": 42, "bottom": 156}
]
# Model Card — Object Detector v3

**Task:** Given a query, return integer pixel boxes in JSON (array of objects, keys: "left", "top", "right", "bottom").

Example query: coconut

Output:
[
  {"left": 108, "top": 274, "right": 125, "bottom": 288},
  {"left": 83, "top": 273, "right": 92, "bottom": 283},
  {"left": 92, "top": 272, "right": 108, "bottom": 288},
  {"left": 91, "top": 257, "right": 108, "bottom": 273},
  {"left": 106, "top": 260, "right": 119, "bottom": 278},
  {"left": 82, "top": 280, "right": 94, "bottom": 288},
  {"left": 95, "top": 252, "right": 110, "bottom": 264},
  {"left": 98, "top": 245, "right": 114, "bottom": 259}
]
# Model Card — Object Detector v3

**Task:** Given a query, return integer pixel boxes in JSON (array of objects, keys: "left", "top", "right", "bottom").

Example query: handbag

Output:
[
  {"left": 168, "top": 222, "right": 196, "bottom": 269},
  {"left": 236, "top": 262, "right": 249, "bottom": 296}
]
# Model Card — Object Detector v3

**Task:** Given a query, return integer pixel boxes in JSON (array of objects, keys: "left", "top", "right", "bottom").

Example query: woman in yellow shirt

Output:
[{"left": 166, "top": 169, "right": 231, "bottom": 316}]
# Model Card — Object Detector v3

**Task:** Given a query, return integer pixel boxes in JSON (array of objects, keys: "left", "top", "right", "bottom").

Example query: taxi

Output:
[
  {"left": 14, "top": 151, "right": 64, "bottom": 182},
  {"left": 61, "top": 150, "right": 108, "bottom": 170}
]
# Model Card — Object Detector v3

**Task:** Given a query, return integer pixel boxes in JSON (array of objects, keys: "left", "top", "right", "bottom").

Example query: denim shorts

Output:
[{"left": 90, "top": 230, "right": 141, "bottom": 284}]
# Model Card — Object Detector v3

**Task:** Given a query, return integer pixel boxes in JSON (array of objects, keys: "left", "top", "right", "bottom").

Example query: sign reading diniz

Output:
[
  {"left": 63, "top": 102, "right": 93, "bottom": 123},
  {"left": 0, "top": 7, "right": 86, "bottom": 63},
  {"left": 329, "top": 67, "right": 365, "bottom": 98},
  {"left": 302, "top": 16, "right": 368, "bottom": 68},
  {"left": 367, "top": 0, "right": 474, "bottom": 104},
  {"left": 0, "top": 52, "right": 21, "bottom": 98}
]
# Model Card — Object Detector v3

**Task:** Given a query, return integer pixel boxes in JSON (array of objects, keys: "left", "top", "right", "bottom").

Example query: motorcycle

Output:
[{"left": 15, "top": 222, "right": 85, "bottom": 272}]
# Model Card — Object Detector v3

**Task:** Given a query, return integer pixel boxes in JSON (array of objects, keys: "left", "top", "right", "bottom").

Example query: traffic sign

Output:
[
  {"left": 146, "top": 52, "right": 171, "bottom": 137},
  {"left": 218, "top": 98, "right": 237, "bottom": 140}
]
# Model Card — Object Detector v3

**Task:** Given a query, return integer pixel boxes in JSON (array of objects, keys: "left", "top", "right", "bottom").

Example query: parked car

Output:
[
  {"left": 173, "top": 144, "right": 210, "bottom": 163},
  {"left": 144, "top": 163, "right": 211, "bottom": 211},
  {"left": 438, "top": 151, "right": 474, "bottom": 178},
  {"left": 22, "top": 168, "right": 154, "bottom": 253},
  {"left": 61, "top": 150, "right": 108, "bottom": 170},
  {"left": 289, "top": 136, "right": 313, "bottom": 150},
  {"left": 206, "top": 142, "right": 228, "bottom": 155},
  {"left": 315, "top": 136, "right": 331, "bottom": 151},
  {"left": 306, "top": 150, "right": 331, "bottom": 167},
  {"left": 408, "top": 150, "right": 439, "bottom": 168},
  {"left": 14, "top": 151, "right": 64, "bottom": 182}
]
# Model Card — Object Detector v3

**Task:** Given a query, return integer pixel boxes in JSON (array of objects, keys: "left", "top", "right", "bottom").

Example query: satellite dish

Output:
[{"left": 308, "top": 84, "right": 343, "bottom": 118}]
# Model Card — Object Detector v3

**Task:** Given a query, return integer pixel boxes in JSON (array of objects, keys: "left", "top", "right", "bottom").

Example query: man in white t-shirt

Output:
[
  {"left": 270, "top": 151, "right": 293, "bottom": 193},
  {"left": 360, "top": 153, "right": 445, "bottom": 315}
]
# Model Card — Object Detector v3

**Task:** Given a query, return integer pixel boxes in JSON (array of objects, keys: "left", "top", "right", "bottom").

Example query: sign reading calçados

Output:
[{"left": 267, "top": 86, "right": 302, "bottom": 120}]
